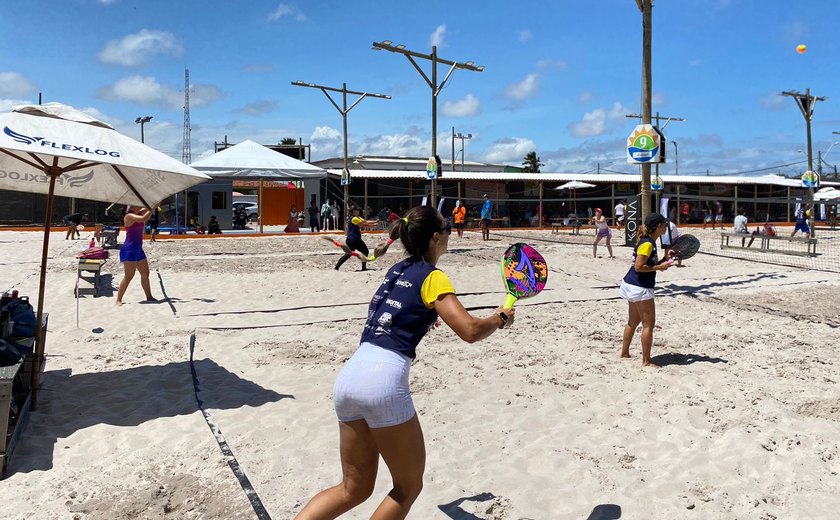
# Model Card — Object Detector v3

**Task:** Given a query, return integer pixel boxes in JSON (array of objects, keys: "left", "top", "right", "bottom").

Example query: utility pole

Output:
[
  {"left": 373, "top": 40, "right": 484, "bottom": 206},
  {"left": 292, "top": 81, "right": 390, "bottom": 227},
  {"left": 782, "top": 88, "right": 827, "bottom": 237},
  {"left": 636, "top": 0, "right": 653, "bottom": 217}
]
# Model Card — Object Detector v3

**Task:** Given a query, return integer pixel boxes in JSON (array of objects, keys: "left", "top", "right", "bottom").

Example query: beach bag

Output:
[
  {"left": 79, "top": 247, "right": 109, "bottom": 260},
  {"left": 2, "top": 296, "right": 37, "bottom": 338},
  {"left": 0, "top": 339, "right": 23, "bottom": 366}
]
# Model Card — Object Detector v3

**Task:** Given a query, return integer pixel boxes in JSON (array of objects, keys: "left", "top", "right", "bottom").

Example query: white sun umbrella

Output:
[
  {"left": 0, "top": 103, "right": 211, "bottom": 407},
  {"left": 814, "top": 187, "right": 840, "bottom": 201},
  {"left": 554, "top": 180, "right": 596, "bottom": 215}
]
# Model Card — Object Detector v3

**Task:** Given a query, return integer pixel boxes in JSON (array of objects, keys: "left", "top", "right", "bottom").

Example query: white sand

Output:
[{"left": 1, "top": 228, "right": 839, "bottom": 519}]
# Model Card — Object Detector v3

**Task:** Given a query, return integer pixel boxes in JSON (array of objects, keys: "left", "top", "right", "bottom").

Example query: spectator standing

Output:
[
  {"left": 614, "top": 200, "right": 625, "bottom": 229},
  {"left": 480, "top": 194, "right": 493, "bottom": 241},
  {"left": 308, "top": 202, "right": 321, "bottom": 232},
  {"left": 452, "top": 200, "right": 466, "bottom": 238}
]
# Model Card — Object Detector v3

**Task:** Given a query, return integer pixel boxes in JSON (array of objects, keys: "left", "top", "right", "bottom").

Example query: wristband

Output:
[{"left": 497, "top": 311, "right": 509, "bottom": 328}]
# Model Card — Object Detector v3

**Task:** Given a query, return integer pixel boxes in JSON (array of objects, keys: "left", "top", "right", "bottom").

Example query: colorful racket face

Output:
[
  {"left": 671, "top": 234, "right": 700, "bottom": 260},
  {"left": 501, "top": 243, "right": 548, "bottom": 308}
]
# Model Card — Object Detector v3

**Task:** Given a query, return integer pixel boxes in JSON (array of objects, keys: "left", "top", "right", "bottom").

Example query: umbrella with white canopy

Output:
[
  {"left": 814, "top": 187, "right": 840, "bottom": 201},
  {"left": 554, "top": 180, "right": 596, "bottom": 215},
  {"left": 0, "top": 103, "right": 211, "bottom": 407}
]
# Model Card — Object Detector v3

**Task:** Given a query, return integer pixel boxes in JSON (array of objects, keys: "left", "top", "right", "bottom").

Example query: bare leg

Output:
[
  {"left": 637, "top": 298, "right": 658, "bottom": 367},
  {"left": 621, "top": 301, "right": 641, "bottom": 358},
  {"left": 116, "top": 261, "right": 138, "bottom": 305},
  {"left": 592, "top": 236, "right": 600, "bottom": 257},
  {"left": 605, "top": 235, "right": 614, "bottom": 258},
  {"left": 368, "top": 415, "right": 426, "bottom": 520},
  {"left": 295, "top": 420, "right": 379, "bottom": 520},
  {"left": 137, "top": 258, "right": 156, "bottom": 301}
]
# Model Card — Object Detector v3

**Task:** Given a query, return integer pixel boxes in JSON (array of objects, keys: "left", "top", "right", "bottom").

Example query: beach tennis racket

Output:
[
  {"left": 501, "top": 243, "right": 548, "bottom": 309},
  {"left": 669, "top": 234, "right": 701, "bottom": 260}
]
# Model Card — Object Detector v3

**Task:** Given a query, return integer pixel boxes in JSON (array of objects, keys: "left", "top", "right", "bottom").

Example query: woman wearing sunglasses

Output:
[{"left": 297, "top": 205, "right": 515, "bottom": 520}]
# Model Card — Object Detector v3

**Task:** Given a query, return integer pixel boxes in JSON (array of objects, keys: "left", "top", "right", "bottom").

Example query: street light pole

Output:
[
  {"left": 454, "top": 132, "right": 472, "bottom": 171},
  {"left": 373, "top": 40, "right": 484, "bottom": 206},
  {"left": 135, "top": 116, "right": 153, "bottom": 143},
  {"left": 292, "top": 81, "right": 390, "bottom": 227}
]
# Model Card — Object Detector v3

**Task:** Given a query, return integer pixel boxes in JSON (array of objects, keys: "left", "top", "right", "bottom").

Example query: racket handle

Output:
[{"left": 504, "top": 293, "right": 518, "bottom": 309}]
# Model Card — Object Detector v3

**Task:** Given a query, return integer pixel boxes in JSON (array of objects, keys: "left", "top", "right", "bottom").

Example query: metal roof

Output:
[{"left": 327, "top": 169, "right": 838, "bottom": 187}]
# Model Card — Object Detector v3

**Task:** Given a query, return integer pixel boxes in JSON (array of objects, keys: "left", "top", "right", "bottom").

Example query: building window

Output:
[{"left": 212, "top": 192, "right": 227, "bottom": 210}]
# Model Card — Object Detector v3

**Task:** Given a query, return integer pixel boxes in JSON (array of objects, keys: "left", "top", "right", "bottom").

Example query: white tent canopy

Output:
[
  {"left": 554, "top": 180, "right": 596, "bottom": 190},
  {"left": 814, "top": 187, "right": 840, "bottom": 201},
  {"left": 190, "top": 139, "right": 326, "bottom": 179},
  {"left": 0, "top": 103, "right": 210, "bottom": 206}
]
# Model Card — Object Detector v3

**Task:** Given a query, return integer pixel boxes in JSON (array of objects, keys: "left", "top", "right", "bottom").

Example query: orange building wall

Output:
[{"left": 260, "top": 187, "right": 305, "bottom": 225}]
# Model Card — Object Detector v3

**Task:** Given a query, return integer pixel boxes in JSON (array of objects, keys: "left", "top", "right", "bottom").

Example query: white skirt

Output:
[{"left": 619, "top": 280, "right": 655, "bottom": 302}]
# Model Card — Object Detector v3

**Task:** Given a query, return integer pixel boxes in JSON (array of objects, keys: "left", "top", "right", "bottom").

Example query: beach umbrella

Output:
[
  {"left": 814, "top": 187, "right": 840, "bottom": 201},
  {"left": 554, "top": 180, "right": 596, "bottom": 215},
  {"left": 0, "top": 102, "right": 211, "bottom": 408}
]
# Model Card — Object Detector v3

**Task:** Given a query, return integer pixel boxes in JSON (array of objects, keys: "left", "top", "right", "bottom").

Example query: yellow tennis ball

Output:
[{"left": 796, "top": 44, "right": 807, "bottom": 54}]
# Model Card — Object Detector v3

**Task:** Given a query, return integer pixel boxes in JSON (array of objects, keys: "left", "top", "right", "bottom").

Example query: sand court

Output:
[{"left": 0, "top": 229, "right": 839, "bottom": 519}]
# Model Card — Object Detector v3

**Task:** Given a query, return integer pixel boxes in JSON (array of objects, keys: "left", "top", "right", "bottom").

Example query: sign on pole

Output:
[
  {"left": 626, "top": 124, "right": 665, "bottom": 164},
  {"left": 426, "top": 155, "right": 442, "bottom": 180},
  {"left": 802, "top": 170, "right": 819, "bottom": 188},
  {"left": 624, "top": 195, "right": 641, "bottom": 246},
  {"left": 341, "top": 167, "right": 351, "bottom": 186}
]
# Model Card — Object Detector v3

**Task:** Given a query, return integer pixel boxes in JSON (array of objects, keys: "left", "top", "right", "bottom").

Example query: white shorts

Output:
[
  {"left": 333, "top": 342, "right": 415, "bottom": 428},
  {"left": 619, "top": 280, "right": 655, "bottom": 302}
]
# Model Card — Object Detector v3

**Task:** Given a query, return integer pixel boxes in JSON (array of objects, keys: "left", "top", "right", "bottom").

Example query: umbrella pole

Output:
[
  {"left": 259, "top": 178, "right": 264, "bottom": 234},
  {"left": 31, "top": 167, "right": 60, "bottom": 410}
]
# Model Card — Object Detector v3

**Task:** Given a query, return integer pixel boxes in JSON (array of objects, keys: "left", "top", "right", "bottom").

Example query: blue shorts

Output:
[
  {"left": 120, "top": 248, "right": 147, "bottom": 263},
  {"left": 794, "top": 222, "right": 809, "bottom": 233}
]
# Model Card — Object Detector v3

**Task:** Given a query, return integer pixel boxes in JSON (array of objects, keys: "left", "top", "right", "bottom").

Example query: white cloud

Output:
[
  {"left": 430, "top": 25, "right": 446, "bottom": 48},
  {"left": 311, "top": 126, "right": 341, "bottom": 141},
  {"left": 759, "top": 91, "right": 787, "bottom": 111},
  {"left": 578, "top": 91, "right": 594, "bottom": 103},
  {"left": 535, "top": 58, "right": 567, "bottom": 70},
  {"left": 689, "top": 58, "right": 703, "bottom": 67},
  {"left": 98, "top": 75, "right": 221, "bottom": 109},
  {"left": 267, "top": 4, "right": 308, "bottom": 22},
  {"left": 0, "top": 72, "right": 36, "bottom": 97},
  {"left": 98, "top": 0, "right": 117, "bottom": 4},
  {"left": 98, "top": 30, "right": 183, "bottom": 67},
  {"left": 482, "top": 137, "right": 537, "bottom": 163},
  {"left": 442, "top": 94, "right": 480, "bottom": 117},
  {"left": 518, "top": 29, "right": 532, "bottom": 42},
  {"left": 234, "top": 100, "right": 279, "bottom": 116},
  {"left": 568, "top": 102, "right": 628, "bottom": 138},
  {"left": 504, "top": 73, "right": 540, "bottom": 100}
]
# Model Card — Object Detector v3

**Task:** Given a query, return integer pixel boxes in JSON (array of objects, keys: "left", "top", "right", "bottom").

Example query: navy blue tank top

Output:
[
  {"left": 347, "top": 217, "right": 361, "bottom": 241},
  {"left": 623, "top": 237, "right": 658, "bottom": 288},
  {"left": 360, "top": 259, "right": 439, "bottom": 359}
]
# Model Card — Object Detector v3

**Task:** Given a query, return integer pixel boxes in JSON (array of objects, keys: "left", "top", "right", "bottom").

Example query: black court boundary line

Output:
[
  {"left": 178, "top": 287, "right": 597, "bottom": 318},
  {"left": 189, "top": 334, "right": 272, "bottom": 520},
  {"left": 155, "top": 268, "right": 178, "bottom": 316}
]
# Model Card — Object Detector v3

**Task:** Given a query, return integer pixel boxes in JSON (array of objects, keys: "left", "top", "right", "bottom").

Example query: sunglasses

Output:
[{"left": 439, "top": 222, "right": 452, "bottom": 235}]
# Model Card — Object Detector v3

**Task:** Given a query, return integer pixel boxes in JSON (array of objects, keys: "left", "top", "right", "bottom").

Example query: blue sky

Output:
[{"left": 3, "top": 0, "right": 840, "bottom": 177}]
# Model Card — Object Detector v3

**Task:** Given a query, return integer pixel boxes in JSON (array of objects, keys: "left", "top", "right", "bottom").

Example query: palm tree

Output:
[
  {"left": 522, "top": 151, "right": 543, "bottom": 173},
  {"left": 280, "top": 138, "right": 298, "bottom": 145}
]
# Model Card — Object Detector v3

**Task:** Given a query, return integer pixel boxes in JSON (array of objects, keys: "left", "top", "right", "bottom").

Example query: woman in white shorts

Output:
[
  {"left": 590, "top": 208, "right": 614, "bottom": 258},
  {"left": 619, "top": 213, "right": 672, "bottom": 367},
  {"left": 296, "top": 206, "right": 515, "bottom": 520}
]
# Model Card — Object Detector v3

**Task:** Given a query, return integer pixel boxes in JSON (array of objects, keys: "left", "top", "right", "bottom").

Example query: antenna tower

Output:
[{"left": 182, "top": 68, "right": 191, "bottom": 164}]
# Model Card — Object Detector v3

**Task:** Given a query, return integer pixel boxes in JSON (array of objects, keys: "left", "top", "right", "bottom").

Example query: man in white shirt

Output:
[
  {"left": 733, "top": 208, "right": 749, "bottom": 247},
  {"left": 614, "top": 200, "right": 625, "bottom": 228}
]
